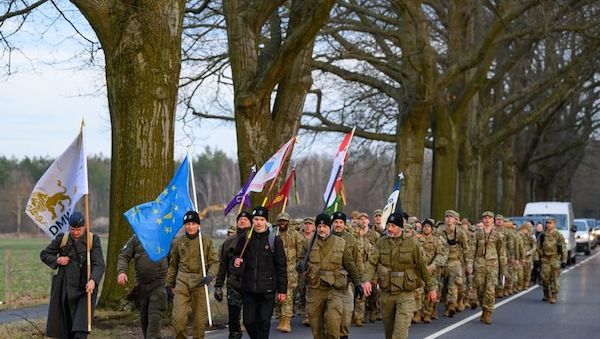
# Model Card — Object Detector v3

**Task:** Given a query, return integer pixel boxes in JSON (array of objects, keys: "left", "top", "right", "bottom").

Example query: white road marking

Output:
[{"left": 423, "top": 251, "right": 600, "bottom": 339}]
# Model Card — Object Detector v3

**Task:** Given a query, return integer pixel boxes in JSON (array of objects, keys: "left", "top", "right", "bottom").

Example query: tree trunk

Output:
[
  {"left": 481, "top": 152, "right": 498, "bottom": 212},
  {"left": 397, "top": 108, "right": 429, "bottom": 218},
  {"left": 72, "top": 0, "right": 186, "bottom": 307},
  {"left": 501, "top": 141, "right": 517, "bottom": 216},
  {"left": 431, "top": 104, "right": 459, "bottom": 221}
]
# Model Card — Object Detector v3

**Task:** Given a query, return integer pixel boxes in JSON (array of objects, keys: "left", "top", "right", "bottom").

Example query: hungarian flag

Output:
[
  {"left": 248, "top": 137, "right": 295, "bottom": 193},
  {"left": 268, "top": 169, "right": 295, "bottom": 208},
  {"left": 326, "top": 182, "right": 347, "bottom": 214},
  {"left": 323, "top": 128, "right": 355, "bottom": 208}
]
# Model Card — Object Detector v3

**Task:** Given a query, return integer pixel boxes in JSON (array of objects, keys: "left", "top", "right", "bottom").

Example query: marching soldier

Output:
[
  {"left": 503, "top": 219, "right": 521, "bottom": 295},
  {"left": 274, "top": 212, "right": 305, "bottom": 333},
  {"left": 363, "top": 212, "right": 437, "bottom": 339},
  {"left": 472, "top": 211, "right": 506, "bottom": 324},
  {"left": 373, "top": 209, "right": 384, "bottom": 234},
  {"left": 416, "top": 219, "right": 447, "bottom": 323},
  {"left": 117, "top": 234, "right": 168, "bottom": 339},
  {"left": 331, "top": 211, "right": 363, "bottom": 338},
  {"left": 537, "top": 217, "right": 567, "bottom": 304},
  {"left": 213, "top": 211, "right": 252, "bottom": 339},
  {"left": 439, "top": 210, "right": 471, "bottom": 317},
  {"left": 518, "top": 223, "right": 536, "bottom": 290},
  {"left": 494, "top": 214, "right": 510, "bottom": 298},
  {"left": 167, "top": 210, "right": 219, "bottom": 339},
  {"left": 360, "top": 212, "right": 380, "bottom": 322},
  {"left": 353, "top": 217, "right": 373, "bottom": 326},
  {"left": 460, "top": 219, "right": 477, "bottom": 310},
  {"left": 297, "top": 217, "right": 316, "bottom": 326},
  {"left": 300, "top": 213, "right": 364, "bottom": 339}
]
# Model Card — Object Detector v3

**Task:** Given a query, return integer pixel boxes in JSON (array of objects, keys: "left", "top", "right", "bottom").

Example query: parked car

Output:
[{"left": 574, "top": 219, "right": 592, "bottom": 255}]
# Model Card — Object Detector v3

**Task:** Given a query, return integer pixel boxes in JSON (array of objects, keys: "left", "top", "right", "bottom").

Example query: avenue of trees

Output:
[{"left": 2, "top": 0, "right": 600, "bottom": 307}]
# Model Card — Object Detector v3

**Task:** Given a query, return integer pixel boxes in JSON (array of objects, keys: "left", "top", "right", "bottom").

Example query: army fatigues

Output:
[
  {"left": 364, "top": 235, "right": 436, "bottom": 339},
  {"left": 513, "top": 229, "right": 525, "bottom": 291},
  {"left": 296, "top": 234, "right": 312, "bottom": 324},
  {"left": 440, "top": 225, "right": 471, "bottom": 315},
  {"left": 307, "top": 234, "right": 361, "bottom": 339},
  {"left": 518, "top": 229, "right": 536, "bottom": 290},
  {"left": 332, "top": 229, "right": 363, "bottom": 336},
  {"left": 472, "top": 227, "right": 506, "bottom": 323},
  {"left": 416, "top": 233, "right": 447, "bottom": 322},
  {"left": 41, "top": 232, "right": 105, "bottom": 339},
  {"left": 505, "top": 226, "right": 522, "bottom": 295},
  {"left": 275, "top": 226, "right": 305, "bottom": 330},
  {"left": 355, "top": 229, "right": 375, "bottom": 325},
  {"left": 537, "top": 230, "right": 567, "bottom": 303},
  {"left": 167, "top": 232, "right": 219, "bottom": 339},
  {"left": 464, "top": 228, "right": 478, "bottom": 308},
  {"left": 214, "top": 230, "right": 246, "bottom": 339},
  {"left": 117, "top": 235, "right": 168, "bottom": 339}
]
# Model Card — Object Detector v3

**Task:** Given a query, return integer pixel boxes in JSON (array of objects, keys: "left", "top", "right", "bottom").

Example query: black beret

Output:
[
  {"left": 315, "top": 213, "right": 332, "bottom": 227},
  {"left": 69, "top": 211, "right": 85, "bottom": 228}
]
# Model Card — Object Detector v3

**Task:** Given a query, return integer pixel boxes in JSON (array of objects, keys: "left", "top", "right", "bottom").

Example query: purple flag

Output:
[{"left": 224, "top": 170, "right": 255, "bottom": 216}]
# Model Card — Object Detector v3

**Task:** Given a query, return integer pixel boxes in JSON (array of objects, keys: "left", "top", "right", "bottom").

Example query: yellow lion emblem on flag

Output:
[{"left": 26, "top": 180, "right": 73, "bottom": 225}]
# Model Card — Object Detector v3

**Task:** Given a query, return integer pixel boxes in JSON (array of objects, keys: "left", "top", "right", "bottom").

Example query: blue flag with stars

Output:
[{"left": 124, "top": 156, "right": 193, "bottom": 262}]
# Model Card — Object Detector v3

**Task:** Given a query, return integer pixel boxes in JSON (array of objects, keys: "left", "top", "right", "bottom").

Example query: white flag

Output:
[
  {"left": 25, "top": 131, "right": 88, "bottom": 238},
  {"left": 248, "top": 137, "right": 295, "bottom": 193},
  {"left": 324, "top": 128, "right": 355, "bottom": 207}
]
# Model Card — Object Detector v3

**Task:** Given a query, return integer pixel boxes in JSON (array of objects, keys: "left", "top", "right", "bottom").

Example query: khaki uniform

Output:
[
  {"left": 537, "top": 230, "right": 567, "bottom": 302},
  {"left": 307, "top": 235, "right": 361, "bottom": 339},
  {"left": 439, "top": 225, "right": 471, "bottom": 313},
  {"left": 332, "top": 230, "right": 363, "bottom": 336},
  {"left": 518, "top": 229, "right": 536, "bottom": 290},
  {"left": 355, "top": 229, "right": 375, "bottom": 324},
  {"left": 472, "top": 228, "right": 506, "bottom": 321},
  {"left": 296, "top": 235, "right": 312, "bottom": 322},
  {"left": 167, "top": 233, "right": 219, "bottom": 339},
  {"left": 513, "top": 229, "right": 525, "bottom": 291},
  {"left": 275, "top": 227, "right": 305, "bottom": 320},
  {"left": 505, "top": 227, "right": 522, "bottom": 294},
  {"left": 364, "top": 235, "right": 436, "bottom": 339},
  {"left": 416, "top": 234, "right": 447, "bottom": 321}
]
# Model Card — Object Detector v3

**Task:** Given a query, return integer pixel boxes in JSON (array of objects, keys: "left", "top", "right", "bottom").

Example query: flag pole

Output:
[
  {"left": 79, "top": 120, "right": 92, "bottom": 333},
  {"left": 188, "top": 152, "right": 213, "bottom": 327}
]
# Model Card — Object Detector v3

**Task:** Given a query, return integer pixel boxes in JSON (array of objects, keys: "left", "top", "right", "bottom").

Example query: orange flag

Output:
[{"left": 268, "top": 169, "right": 295, "bottom": 208}]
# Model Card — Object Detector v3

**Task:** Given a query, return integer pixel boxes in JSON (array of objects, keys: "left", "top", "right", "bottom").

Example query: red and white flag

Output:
[
  {"left": 248, "top": 137, "right": 295, "bottom": 193},
  {"left": 323, "top": 128, "right": 355, "bottom": 208}
]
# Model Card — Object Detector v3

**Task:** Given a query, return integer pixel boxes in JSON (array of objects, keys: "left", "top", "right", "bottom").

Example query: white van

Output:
[{"left": 524, "top": 202, "right": 577, "bottom": 264}]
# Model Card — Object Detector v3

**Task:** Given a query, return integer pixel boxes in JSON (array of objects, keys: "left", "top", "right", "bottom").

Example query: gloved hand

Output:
[
  {"left": 199, "top": 273, "right": 213, "bottom": 286},
  {"left": 214, "top": 287, "right": 223, "bottom": 302},
  {"left": 295, "top": 261, "right": 306, "bottom": 273},
  {"left": 165, "top": 286, "right": 174, "bottom": 303},
  {"left": 560, "top": 262, "right": 567, "bottom": 269},
  {"left": 354, "top": 284, "right": 364, "bottom": 299}
]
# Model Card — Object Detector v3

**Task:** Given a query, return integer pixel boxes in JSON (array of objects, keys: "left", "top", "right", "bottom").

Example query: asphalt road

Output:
[{"left": 206, "top": 249, "right": 600, "bottom": 338}]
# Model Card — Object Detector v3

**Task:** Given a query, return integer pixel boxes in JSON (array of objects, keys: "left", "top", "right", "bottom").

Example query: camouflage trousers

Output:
[
  {"left": 541, "top": 257, "right": 561, "bottom": 295},
  {"left": 414, "top": 287, "right": 423, "bottom": 312},
  {"left": 341, "top": 284, "right": 354, "bottom": 336},
  {"left": 172, "top": 274, "right": 208, "bottom": 339},
  {"left": 354, "top": 288, "right": 367, "bottom": 321},
  {"left": 380, "top": 291, "right": 415, "bottom": 339},
  {"left": 226, "top": 288, "right": 243, "bottom": 339},
  {"left": 421, "top": 274, "right": 439, "bottom": 317},
  {"left": 475, "top": 262, "right": 499, "bottom": 311},
  {"left": 295, "top": 273, "right": 308, "bottom": 316},
  {"left": 442, "top": 260, "right": 464, "bottom": 305},
  {"left": 307, "top": 287, "right": 345, "bottom": 339},
  {"left": 275, "top": 287, "right": 295, "bottom": 318},
  {"left": 519, "top": 259, "right": 533, "bottom": 290}
]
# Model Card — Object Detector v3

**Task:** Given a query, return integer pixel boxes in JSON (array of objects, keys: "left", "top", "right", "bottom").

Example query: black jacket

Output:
[
  {"left": 215, "top": 231, "right": 244, "bottom": 290},
  {"left": 233, "top": 228, "right": 287, "bottom": 294}
]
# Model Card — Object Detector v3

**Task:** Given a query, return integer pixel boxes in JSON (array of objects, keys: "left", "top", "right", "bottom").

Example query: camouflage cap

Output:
[
  {"left": 481, "top": 211, "right": 494, "bottom": 218},
  {"left": 359, "top": 212, "right": 369, "bottom": 219},
  {"left": 444, "top": 210, "right": 460, "bottom": 219},
  {"left": 407, "top": 216, "right": 418, "bottom": 224},
  {"left": 546, "top": 216, "right": 556, "bottom": 222},
  {"left": 518, "top": 223, "right": 529, "bottom": 232},
  {"left": 422, "top": 219, "right": 434, "bottom": 227},
  {"left": 277, "top": 212, "right": 290, "bottom": 221},
  {"left": 373, "top": 209, "right": 383, "bottom": 216},
  {"left": 469, "top": 224, "right": 476, "bottom": 232},
  {"left": 495, "top": 214, "right": 504, "bottom": 220},
  {"left": 404, "top": 223, "right": 414, "bottom": 231},
  {"left": 351, "top": 210, "right": 360, "bottom": 218},
  {"left": 303, "top": 217, "right": 315, "bottom": 224}
]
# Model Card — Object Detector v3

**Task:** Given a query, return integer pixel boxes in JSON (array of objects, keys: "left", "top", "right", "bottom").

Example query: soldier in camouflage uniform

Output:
[
  {"left": 472, "top": 211, "right": 506, "bottom": 324},
  {"left": 439, "top": 210, "right": 471, "bottom": 317},
  {"left": 416, "top": 219, "right": 447, "bottom": 323},
  {"left": 504, "top": 219, "right": 522, "bottom": 295},
  {"left": 363, "top": 212, "right": 437, "bottom": 339},
  {"left": 373, "top": 209, "right": 384, "bottom": 234},
  {"left": 518, "top": 223, "right": 536, "bottom": 290},
  {"left": 494, "top": 214, "right": 511, "bottom": 298},
  {"left": 297, "top": 217, "right": 315, "bottom": 326},
  {"left": 360, "top": 212, "right": 380, "bottom": 322},
  {"left": 274, "top": 212, "right": 305, "bottom": 333},
  {"left": 300, "top": 214, "right": 364, "bottom": 339},
  {"left": 117, "top": 234, "right": 168, "bottom": 339},
  {"left": 510, "top": 221, "right": 525, "bottom": 292},
  {"left": 214, "top": 211, "right": 252, "bottom": 339},
  {"left": 330, "top": 212, "right": 363, "bottom": 338},
  {"left": 460, "top": 219, "right": 478, "bottom": 310},
  {"left": 353, "top": 218, "right": 373, "bottom": 326},
  {"left": 537, "top": 217, "right": 567, "bottom": 304},
  {"left": 167, "top": 211, "right": 220, "bottom": 339}
]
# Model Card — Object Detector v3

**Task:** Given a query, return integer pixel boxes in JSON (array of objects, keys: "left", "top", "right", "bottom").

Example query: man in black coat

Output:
[
  {"left": 40, "top": 211, "right": 105, "bottom": 339},
  {"left": 233, "top": 206, "right": 287, "bottom": 339}
]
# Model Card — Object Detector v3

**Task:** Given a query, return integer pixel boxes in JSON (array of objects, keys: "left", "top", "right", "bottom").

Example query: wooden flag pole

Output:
[
  {"left": 188, "top": 154, "right": 213, "bottom": 327},
  {"left": 84, "top": 193, "right": 92, "bottom": 332}
]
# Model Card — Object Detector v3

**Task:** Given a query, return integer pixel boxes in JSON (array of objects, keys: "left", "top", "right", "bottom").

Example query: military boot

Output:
[
  {"left": 447, "top": 303, "right": 456, "bottom": 318},
  {"left": 431, "top": 303, "right": 439, "bottom": 320},
  {"left": 457, "top": 297, "right": 465, "bottom": 312},
  {"left": 482, "top": 309, "right": 492, "bottom": 324},
  {"left": 279, "top": 316, "right": 291, "bottom": 333},
  {"left": 470, "top": 299, "right": 479, "bottom": 309},
  {"left": 355, "top": 318, "right": 364, "bottom": 327},
  {"left": 549, "top": 291, "right": 557, "bottom": 304},
  {"left": 369, "top": 309, "right": 377, "bottom": 322},
  {"left": 543, "top": 289, "right": 549, "bottom": 302},
  {"left": 412, "top": 311, "right": 422, "bottom": 324},
  {"left": 423, "top": 312, "right": 431, "bottom": 323},
  {"left": 302, "top": 314, "right": 310, "bottom": 327},
  {"left": 496, "top": 288, "right": 504, "bottom": 298}
]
